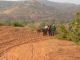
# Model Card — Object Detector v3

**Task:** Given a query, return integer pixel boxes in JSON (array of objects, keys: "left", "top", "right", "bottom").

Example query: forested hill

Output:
[{"left": 0, "top": 0, "right": 80, "bottom": 21}]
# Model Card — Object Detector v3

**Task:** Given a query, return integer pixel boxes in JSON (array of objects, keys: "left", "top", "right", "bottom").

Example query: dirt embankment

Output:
[{"left": 0, "top": 26, "right": 80, "bottom": 60}]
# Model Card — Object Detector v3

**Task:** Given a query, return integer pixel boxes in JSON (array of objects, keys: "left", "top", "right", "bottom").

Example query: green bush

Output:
[
  {"left": 12, "top": 22, "right": 24, "bottom": 27},
  {"left": 57, "top": 12, "right": 80, "bottom": 44},
  {"left": 57, "top": 24, "right": 68, "bottom": 39}
]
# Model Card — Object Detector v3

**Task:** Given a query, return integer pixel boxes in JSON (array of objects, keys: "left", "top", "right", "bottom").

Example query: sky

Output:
[
  {"left": 49, "top": 0, "right": 80, "bottom": 4},
  {"left": 0, "top": 0, "right": 80, "bottom": 4}
]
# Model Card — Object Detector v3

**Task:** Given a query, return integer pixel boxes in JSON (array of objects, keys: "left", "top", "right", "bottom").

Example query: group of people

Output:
[{"left": 42, "top": 24, "right": 56, "bottom": 36}]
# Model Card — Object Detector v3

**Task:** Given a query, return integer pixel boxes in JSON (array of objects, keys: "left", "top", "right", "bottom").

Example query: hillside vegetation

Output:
[
  {"left": 0, "top": 1, "right": 80, "bottom": 44},
  {"left": 0, "top": 1, "right": 80, "bottom": 22},
  {"left": 57, "top": 12, "right": 80, "bottom": 44}
]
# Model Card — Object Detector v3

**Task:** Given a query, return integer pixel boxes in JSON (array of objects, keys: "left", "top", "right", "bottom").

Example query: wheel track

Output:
[{"left": 0, "top": 27, "right": 49, "bottom": 57}]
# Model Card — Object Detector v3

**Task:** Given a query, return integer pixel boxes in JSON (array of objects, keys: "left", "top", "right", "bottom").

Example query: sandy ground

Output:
[{"left": 0, "top": 26, "right": 80, "bottom": 60}]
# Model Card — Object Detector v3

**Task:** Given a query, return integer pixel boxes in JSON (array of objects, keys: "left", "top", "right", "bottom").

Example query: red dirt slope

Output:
[{"left": 0, "top": 26, "right": 80, "bottom": 60}]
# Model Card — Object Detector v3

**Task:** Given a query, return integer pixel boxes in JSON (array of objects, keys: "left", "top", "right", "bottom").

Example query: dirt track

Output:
[{"left": 0, "top": 26, "right": 80, "bottom": 60}]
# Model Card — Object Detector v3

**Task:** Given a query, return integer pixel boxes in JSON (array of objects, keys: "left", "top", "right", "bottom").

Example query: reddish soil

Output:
[{"left": 0, "top": 26, "right": 80, "bottom": 60}]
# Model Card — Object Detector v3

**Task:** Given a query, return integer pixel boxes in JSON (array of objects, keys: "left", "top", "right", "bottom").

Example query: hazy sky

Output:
[
  {"left": 49, "top": 0, "right": 80, "bottom": 4},
  {"left": 0, "top": 0, "right": 80, "bottom": 4}
]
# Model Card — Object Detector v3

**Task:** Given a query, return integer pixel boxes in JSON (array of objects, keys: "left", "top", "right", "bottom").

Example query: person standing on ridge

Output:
[
  {"left": 48, "top": 25, "right": 52, "bottom": 36},
  {"left": 42, "top": 25, "right": 48, "bottom": 36},
  {"left": 51, "top": 24, "right": 56, "bottom": 36}
]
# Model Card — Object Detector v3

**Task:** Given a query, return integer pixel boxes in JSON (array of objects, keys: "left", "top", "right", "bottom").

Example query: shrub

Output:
[
  {"left": 12, "top": 22, "right": 24, "bottom": 27},
  {"left": 57, "top": 24, "right": 68, "bottom": 39},
  {"left": 57, "top": 12, "right": 80, "bottom": 44}
]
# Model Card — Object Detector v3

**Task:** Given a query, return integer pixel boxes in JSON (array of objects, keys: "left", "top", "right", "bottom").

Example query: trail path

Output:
[{"left": 0, "top": 26, "right": 80, "bottom": 60}]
